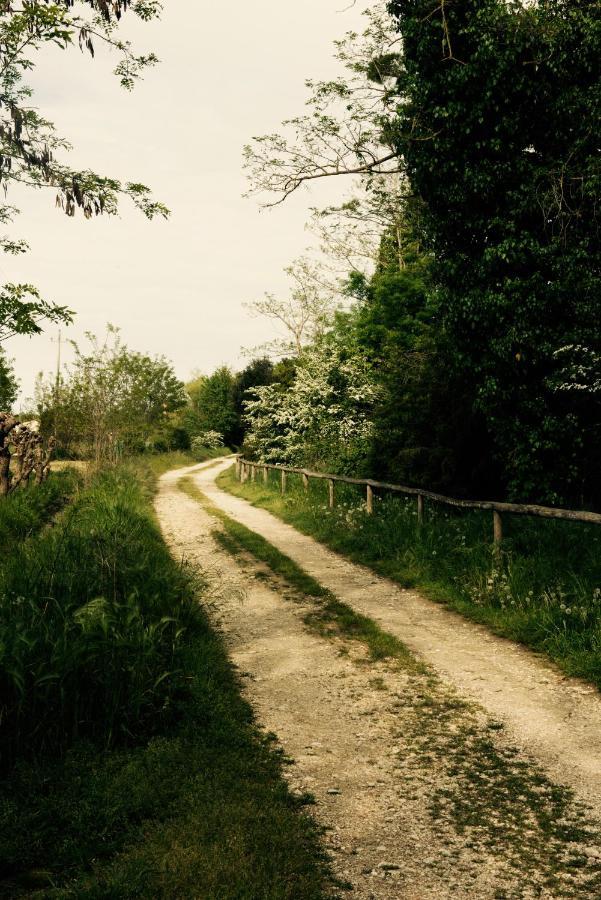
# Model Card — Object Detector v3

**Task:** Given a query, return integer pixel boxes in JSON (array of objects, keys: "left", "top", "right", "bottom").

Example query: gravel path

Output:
[
  {"left": 155, "top": 459, "right": 601, "bottom": 899},
  {"left": 198, "top": 458, "right": 601, "bottom": 816}
]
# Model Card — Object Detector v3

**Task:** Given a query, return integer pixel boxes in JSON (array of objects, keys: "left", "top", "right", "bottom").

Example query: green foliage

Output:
[
  {"left": 231, "top": 357, "right": 275, "bottom": 447},
  {"left": 0, "top": 464, "right": 203, "bottom": 772},
  {"left": 185, "top": 366, "right": 238, "bottom": 447},
  {"left": 0, "top": 2, "right": 167, "bottom": 341},
  {"left": 37, "top": 328, "right": 188, "bottom": 460},
  {"left": 191, "top": 432, "right": 223, "bottom": 452},
  {"left": 0, "top": 349, "right": 17, "bottom": 410},
  {"left": 353, "top": 232, "right": 500, "bottom": 496},
  {"left": 244, "top": 319, "right": 379, "bottom": 474},
  {"left": 222, "top": 465, "right": 601, "bottom": 689},
  {"left": 0, "top": 462, "right": 332, "bottom": 899},
  {"left": 0, "top": 284, "right": 72, "bottom": 344},
  {"left": 0, "top": 469, "right": 78, "bottom": 554},
  {"left": 388, "top": 0, "right": 601, "bottom": 505}
]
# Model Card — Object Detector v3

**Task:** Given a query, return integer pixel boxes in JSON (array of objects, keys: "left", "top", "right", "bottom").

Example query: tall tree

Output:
[
  {"left": 231, "top": 358, "right": 274, "bottom": 448},
  {"left": 388, "top": 0, "right": 601, "bottom": 505},
  {"left": 244, "top": 4, "right": 403, "bottom": 204},
  {"left": 188, "top": 366, "right": 238, "bottom": 448}
]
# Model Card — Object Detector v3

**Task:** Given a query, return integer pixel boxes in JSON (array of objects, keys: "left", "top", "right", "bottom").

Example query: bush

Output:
[
  {"left": 192, "top": 431, "right": 224, "bottom": 452},
  {"left": 0, "top": 465, "right": 204, "bottom": 773}
]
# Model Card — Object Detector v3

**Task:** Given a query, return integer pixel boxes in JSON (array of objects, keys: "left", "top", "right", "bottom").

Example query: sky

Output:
[{"left": 6, "top": 0, "right": 368, "bottom": 402}]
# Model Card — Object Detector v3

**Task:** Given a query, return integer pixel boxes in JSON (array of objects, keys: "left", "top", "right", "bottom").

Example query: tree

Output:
[
  {"left": 186, "top": 366, "right": 238, "bottom": 448},
  {"left": 244, "top": 320, "right": 379, "bottom": 474},
  {"left": 37, "top": 327, "right": 187, "bottom": 460},
  {"left": 245, "top": 258, "right": 342, "bottom": 358},
  {"left": 0, "top": 348, "right": 17, "bottom": 410},
  {"left": 243, "top": 4, "right": 403, "bottom": 205},
  {"left": 0, "top": 1, "right": 167, "bottom": 341},
  {"left": 231, "top": 358, "right": 274, "bottom": 448},
  {"left": 388, "top": 0, "right": 601, "bottom": 504}
]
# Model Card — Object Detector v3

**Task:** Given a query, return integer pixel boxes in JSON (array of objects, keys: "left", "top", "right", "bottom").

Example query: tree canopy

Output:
[
  {"left": 0, "top": 0, "right": 166, "bottom": 344},
  {"left": 235, "top": 0, "right": 601, "bottom": 508}
]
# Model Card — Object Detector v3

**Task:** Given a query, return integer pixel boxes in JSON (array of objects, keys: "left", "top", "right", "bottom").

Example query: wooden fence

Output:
[{"left": 235, "top": 457, "right": 601, "bottom": 545}]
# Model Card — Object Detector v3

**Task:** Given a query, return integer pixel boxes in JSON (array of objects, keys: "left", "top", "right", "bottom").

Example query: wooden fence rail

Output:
[{"left": 235, "top": 456, "right": 601, "bottom": 546}]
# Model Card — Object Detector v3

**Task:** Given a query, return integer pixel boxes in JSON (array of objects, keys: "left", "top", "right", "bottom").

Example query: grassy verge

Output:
[
  {"left": 218, "top": 466, "right": 601, "bottom": 689},
  {"left": 179, "top": 477, "right": 420, "bottom": 672},
  {"left": 0, "top": 461, "right": 332, "bottom": 899},
  {"left": 0, "top": 469, "right": 79, "bottom": 553}
]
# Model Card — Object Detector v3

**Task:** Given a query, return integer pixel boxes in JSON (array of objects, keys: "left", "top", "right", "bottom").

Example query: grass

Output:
[
  {"left": 179, "top": 476, "right": 420, "bottom": 671},
  {"left": 0, "top": 469, "right": 79, "bottom": 553},
  {"left": 0, "top": 464, "right": 202, "bottom": 769},
  {"left": 0, "top": 460, "right": 333, "bottom": 899},
  {"left": 218, "top": 465, "right": 601, "bottom": 689}
]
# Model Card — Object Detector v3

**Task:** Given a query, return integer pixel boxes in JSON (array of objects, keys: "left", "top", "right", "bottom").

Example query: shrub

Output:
[{"left": 192, "top": 431, "right": 224, "bottom": 452}]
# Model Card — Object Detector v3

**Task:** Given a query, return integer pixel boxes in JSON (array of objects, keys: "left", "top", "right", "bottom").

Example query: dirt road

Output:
[{"left": 156, "top": 459, "right": 601, "bottom": 899}]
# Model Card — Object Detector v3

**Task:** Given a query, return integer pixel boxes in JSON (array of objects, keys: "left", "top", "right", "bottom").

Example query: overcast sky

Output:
[{"left": 6, "top": 0, "right": 367, "bottom": 402}]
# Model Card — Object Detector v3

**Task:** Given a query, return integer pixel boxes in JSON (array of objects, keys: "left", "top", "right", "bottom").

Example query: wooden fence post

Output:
[
  {"left": 281, "top": 470, "right": 287, "bottom": 495},
  {"left": 263, "top": 466, "right": 268, "bottom": 484},
  {"left": 328, "top": 479, "right": 335, "bottom": 509},
  {"left": 236, "top": 457, "right": 242, "bottom": 480},
  {"left": 241, "top": 463, "right": 247, "bottom": 483},
  {"left": 417, "top": 493, "right": 424, "bottom": 526},
  {"left": 302, "top": 473, "right": 309, "bottom": 492},
  {"left": 366, "top": 484, "right": 374, "bottom": 515},
  {"left": 493, "top": 510, "right": 503, "bottom": 550},
  {"left": 251, "top": 464, "right": 256, "bottom": 483}
]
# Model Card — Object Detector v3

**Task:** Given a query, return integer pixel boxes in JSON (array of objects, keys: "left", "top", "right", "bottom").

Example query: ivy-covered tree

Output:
[
  {"left": 388, "top": 0, "right": 601, "bottom": 505},
  {"left": 0, "top": 0, "right": 166, "bottom": 341}
]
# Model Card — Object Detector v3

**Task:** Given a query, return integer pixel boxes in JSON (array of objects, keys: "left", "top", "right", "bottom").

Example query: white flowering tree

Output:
[
  {"left": 551, "top": 346, "right": 601, "bottom": 396},
  {"left": 243, "top": 320, "right": 380, "bottom": 474}
]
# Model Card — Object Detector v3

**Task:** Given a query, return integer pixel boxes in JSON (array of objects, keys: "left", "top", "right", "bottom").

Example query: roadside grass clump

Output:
[
  {"left": 0, "top": 464, "right": 204, "bottom": 772},
  {"left": 0, "top": 461, "right": 334, "bottom": 898},
  {"left": 0, "top": 470, "right": 79, "bottom": 553},
  {"left": 218, "top": 466, "right": 601, "bottom": 688}
]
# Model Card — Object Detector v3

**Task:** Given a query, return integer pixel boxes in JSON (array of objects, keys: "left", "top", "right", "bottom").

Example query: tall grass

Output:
[
  {"left": 0, "top": 470, "right": 78, "bottom": 553},
  {"left": 0, "top": 461, "right": 332, "bottom": 898},
  {"left": 0, "top": 465, "right": 203, "bottom": 771},
  {"left": 219, "top": 466, "right": 601, "bottom": 688}
]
